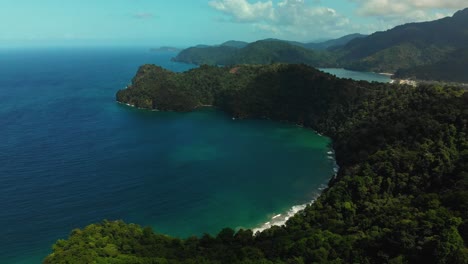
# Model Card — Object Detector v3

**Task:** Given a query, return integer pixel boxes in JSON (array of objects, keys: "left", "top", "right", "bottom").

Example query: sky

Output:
[{"left": 0, "top": 0, "right": 466, "bottom": 47}]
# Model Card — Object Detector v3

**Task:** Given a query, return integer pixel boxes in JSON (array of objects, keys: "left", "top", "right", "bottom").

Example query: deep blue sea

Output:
[{"left": 0, "top": 48, "right": 389, "bottom": 263}]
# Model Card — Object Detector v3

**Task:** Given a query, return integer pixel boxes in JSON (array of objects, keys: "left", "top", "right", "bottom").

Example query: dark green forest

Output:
[
  {"left": 45, "top": 63, "right": 468, "bottom": 263},
  {"left": 394, "top": 47, "right": 468, "bottom": 83}
]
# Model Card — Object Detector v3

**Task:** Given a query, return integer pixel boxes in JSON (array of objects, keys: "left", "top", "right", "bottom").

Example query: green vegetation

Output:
[
  {"left": 172, "top": 34, "right": 368, "bottom": 67},
  {"left": 47, "top": 63, "right": 468, "bottom": 263},
  {"left": 173, "top": 34, "right": 365, "bottom": 66},
  {"left": 302, "top": 33, "right": 367, "bottom": 50},
  {"left": 172, "top": 45, "right": 238, "bottom": 65},
  {"left": 394, "top": 47, "right": 468, "bottom": 83},
  {"left": 337, "top": 8, "right": 468, "bottom": 73},
  {"left": 220, "top": 40, "right": 249, "bottom": 49},
  {"left": 173, "top": 40, "right": 337, "bottom": 67},
  {"left": 173, "top": 8, "right": 468, "bottom": 82},
  {"left": 226, "top": 41, "right": 336, "bottom": 66}
]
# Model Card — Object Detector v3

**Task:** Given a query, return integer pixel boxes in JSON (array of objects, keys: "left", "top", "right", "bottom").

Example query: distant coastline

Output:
[{"left": 150, "top": 47, "right": 181, "bottom": 52}]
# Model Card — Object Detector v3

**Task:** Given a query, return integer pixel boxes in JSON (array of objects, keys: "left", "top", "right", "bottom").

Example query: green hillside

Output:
[
  {"left": 173, "top": 8, "right": 468, "bottom": 82},
  {"left": 173, "top": 40, "right": 336, "bottom": 67},
  {"left": 171, "top": 45, "right": 238, "bottom": 65},
  {"left": 395, "top": 47, "right": 468, "bottom": 83},
  {"left": 338, "top": 8, "right": 468, "bottom": 72},
  {"left": 226, "top": 41, "right": 336, "bottom": 66},
  {"left": 174, "top": 34, "right": 365, "bottom": 66},
  {"left": 46, "top": 64, "right": 468, "bottom": 263},
  {"left": 220, "top": 40, "right": 249, "bottom": 48},
  {"left": 305, "top": 33, "right": 367, "bottom": 50}
]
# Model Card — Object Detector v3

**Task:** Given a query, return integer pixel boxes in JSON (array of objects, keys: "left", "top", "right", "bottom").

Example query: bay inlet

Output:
[{"left": 0, "top": 48, "right": 387, "bottom": 263}]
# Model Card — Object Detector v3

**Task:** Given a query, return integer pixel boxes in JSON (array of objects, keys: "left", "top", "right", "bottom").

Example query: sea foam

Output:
[
  {"left": 252, "top": 147, "right": 338, "bottom": 234},
  {"left": 251, "top": 187, "right": 327, "bottom": 234}
]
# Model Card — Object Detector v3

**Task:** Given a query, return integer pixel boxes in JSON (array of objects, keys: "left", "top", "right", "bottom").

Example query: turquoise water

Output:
[
  {"left": 0, "top": 48, "right": 335, "bottom": 264},
  {"left": 320, "top": 68, "right": 392, "bottom": 83}
]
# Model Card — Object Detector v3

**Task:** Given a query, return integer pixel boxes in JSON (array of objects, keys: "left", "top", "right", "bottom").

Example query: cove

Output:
[
  {"left": 0, "top": 48, "right": 334, "bottom": 264},
  {"left": 113, "top": 107, "right": 335, "bottom": 237}
]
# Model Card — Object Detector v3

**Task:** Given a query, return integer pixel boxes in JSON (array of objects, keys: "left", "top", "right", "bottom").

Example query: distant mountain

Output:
[
  {"left": 394, "top": 47, "right": 468, "bottom": 82},
  {"left": 259, "top": 38, "right": 307, "bottom": 48},
  {"left": 228, "top": 40, "right": 336, "bottom": 66},
  {"left": 173, "top": 40, "right": 336, "bottom": 67},
  {"left": 172, "top": 34, "right": 367, "bottom": 66},
  {"left": 220, "top": 34, "right": 365, "bottom": 50},
  {"left": 220, "top": 40, "right": 249, "bottom": 48},
  {"left": 304, "top": 33, "right": 367, "bottom": 50},
  {"left": 194, "top": 44, "right": 211, "bottom": 48},
  {"left": 257, "top": 34, "right": 366, "bottom": 50},
  {"left": 173, "top": 45, "right": 237, "bottom": 65},
  {"left": 150, "top": 46, "right": 181, "bottom": 52},
  {"left": 173, "top": 8, "right": 468, "bottom": 82},
  {"left": 172, "top": 34, "right": 366, "bottom": 66},
  {"left": 337, "top": 8, "right": 468, "bottom": 73}
]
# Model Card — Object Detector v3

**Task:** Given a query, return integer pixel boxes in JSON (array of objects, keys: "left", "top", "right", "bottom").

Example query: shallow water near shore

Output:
[
  {"left": 0, "top": 48, "right": 338, "bottom": 264},
  {"left": 320, "top": 68, "right": 392, "bottom": 83}
]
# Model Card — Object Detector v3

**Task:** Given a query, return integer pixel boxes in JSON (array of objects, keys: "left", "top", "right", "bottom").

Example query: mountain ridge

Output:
[
  {"left": 173, "top": 8, "right": 468, "bottom": 82},
  {"left": 173, "top": 40, "right": 337, "bottom": 67},
  {"left": 336, "top": 7, "right": 468, "bottom": 72},
  {"left": 172, "top": 33, "right": 366, "bottom": 66}
]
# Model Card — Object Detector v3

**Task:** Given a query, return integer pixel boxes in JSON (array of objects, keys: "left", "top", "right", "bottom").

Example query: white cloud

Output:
[
  {"left": 254, "top": 23, "right": 279, "bottom": 33},
  {"left": 209, "top": 0, "right": 274, "bottom": 22},
  {"left": 209, "top": 0, "right": 352, "bottom": 40},
  {"left": 209, "top": 0, "right": 465, "bottom": 40},
  {"left": 352, "top": 0, "right": 467, "bottom": 16},
  {"left": 347, "top": 0, "right": 461, "bottom": 32}
]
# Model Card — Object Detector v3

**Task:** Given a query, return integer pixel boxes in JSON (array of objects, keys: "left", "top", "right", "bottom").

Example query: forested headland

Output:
[{"left": 44, "top": 63, "right": 468, "bottom": 263}]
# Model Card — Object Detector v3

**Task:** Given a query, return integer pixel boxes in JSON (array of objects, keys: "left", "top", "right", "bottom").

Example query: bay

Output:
[{"left": 0, "top": 48, "right": 336, "bottom": 264}]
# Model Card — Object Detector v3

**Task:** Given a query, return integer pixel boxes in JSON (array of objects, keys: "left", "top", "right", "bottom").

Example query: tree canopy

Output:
[{"left": 47, "top": 63, "right": 468, "bottom": 263}]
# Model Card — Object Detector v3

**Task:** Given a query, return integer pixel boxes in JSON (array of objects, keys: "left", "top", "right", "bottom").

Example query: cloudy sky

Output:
[{"left": 0, "top": 0, "right": 466, "bottom": 47}]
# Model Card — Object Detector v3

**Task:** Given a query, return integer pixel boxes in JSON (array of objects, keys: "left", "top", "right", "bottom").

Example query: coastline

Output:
[
  {"left": 251, "top": 191, "right": 324, "bottom": 234},
  {"left": 252, "top": 145, "right": 339, "bottom": 234},
  {"left": 117, "top": 100, "right": 214, "bottom": 111},
  {"left": 117, "top": 101, "right": 160, "bottom": 111},
  {"left": 378, "top": 72, "right": 394, "bottom": 76},
  {"left": 117, "top": 101, "right": 135, "bottom": 108},
  {"left": 117, "top": 99, "right": 340, "bottom": 236}
]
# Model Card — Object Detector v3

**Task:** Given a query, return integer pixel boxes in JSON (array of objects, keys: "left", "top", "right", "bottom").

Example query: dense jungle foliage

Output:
[
  {"left": 45, "top": 63, "right": 468, "bottom": 263},
  {"left": 394, "top": 47, "right": 468, "bottom": 83}
]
